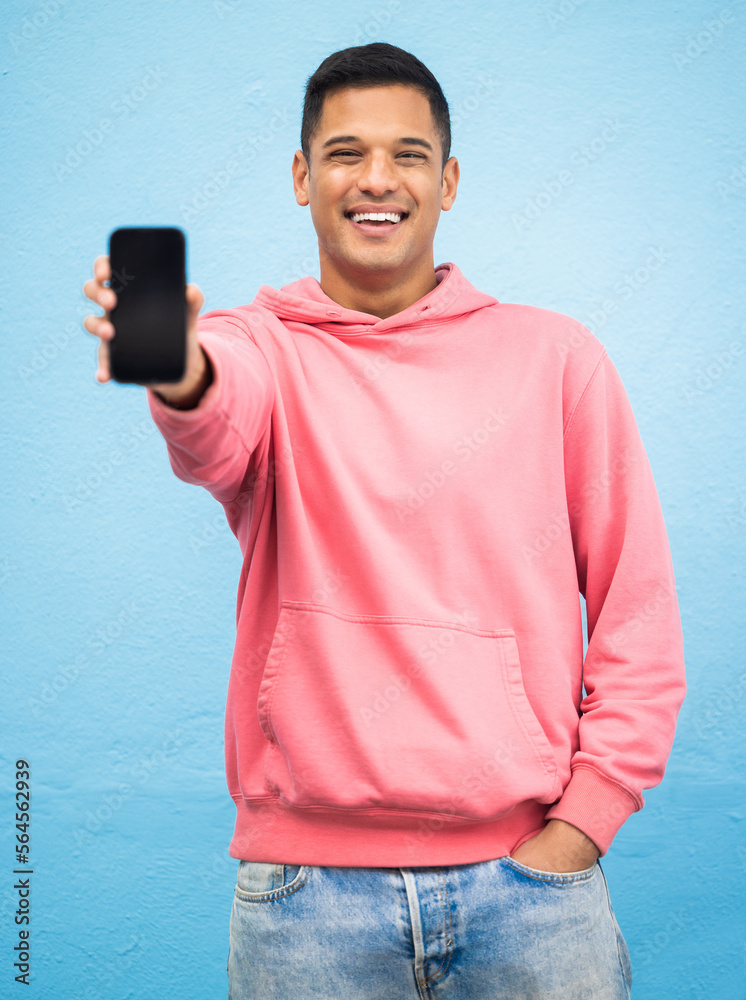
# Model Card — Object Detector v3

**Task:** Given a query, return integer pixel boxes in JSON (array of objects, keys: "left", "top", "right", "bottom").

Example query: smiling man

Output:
[
  {"left": 84, "top": 42, "right": 685, "bottom": 999},
  {"left": 292, "top": 82, "right": 458, "bottom": 318}
]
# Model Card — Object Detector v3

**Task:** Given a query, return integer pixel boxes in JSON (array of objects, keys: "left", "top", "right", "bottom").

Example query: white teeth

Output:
[{"left": 350, "top": 212, "right": 403, "bottom": 224}]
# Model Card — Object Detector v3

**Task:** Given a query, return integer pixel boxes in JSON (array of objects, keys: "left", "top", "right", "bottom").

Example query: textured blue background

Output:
[{"left": 1, "top": 1, "right": 745, "bottom": 996}]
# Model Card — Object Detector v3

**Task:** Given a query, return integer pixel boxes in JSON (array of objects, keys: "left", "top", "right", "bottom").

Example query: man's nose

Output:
[{"left": 357, "top": 154, "right": 400, "bottom": 195}]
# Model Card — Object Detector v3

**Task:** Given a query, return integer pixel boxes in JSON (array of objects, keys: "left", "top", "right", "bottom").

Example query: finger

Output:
[
  {"left": 82, "top": 278, "right": 118, "bottom": 314},
  {"left": 95, "top": 336, "right": 111, "bottom": 383},
  {"left": 93, "top": 255, "right": 111, "bottom": 284},
  {"left": 85, "top": 256, "right": 116, "bottom": 311},
  {"left": 83, "top": 314, "right": 115, "bottom": 340}
]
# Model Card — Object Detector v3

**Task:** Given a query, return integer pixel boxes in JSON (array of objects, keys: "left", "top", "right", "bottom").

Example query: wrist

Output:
[
  {"left": 544, "top": 819, "right": 600, "bottom": 858},
  {"left": 154, "top": 348, "right": 213, "bottom": 409}
]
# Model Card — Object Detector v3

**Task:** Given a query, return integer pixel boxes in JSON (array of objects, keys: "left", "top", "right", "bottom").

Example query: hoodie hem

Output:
[{"left": 227, "top": 795, "right": 551, "bottom": 867}]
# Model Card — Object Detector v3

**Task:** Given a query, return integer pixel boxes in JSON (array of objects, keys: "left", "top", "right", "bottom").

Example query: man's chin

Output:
[{"left": 335, "top": 244, "right": 410, "bottom": 275}]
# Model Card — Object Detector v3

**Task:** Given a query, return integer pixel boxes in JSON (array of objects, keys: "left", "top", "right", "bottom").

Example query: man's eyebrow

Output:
[
  {"left": 398, "top": 137, "right": 434, "bottom": 152},
  {"left": 321, "top": 134, "right": 434, "bottom": 152}
]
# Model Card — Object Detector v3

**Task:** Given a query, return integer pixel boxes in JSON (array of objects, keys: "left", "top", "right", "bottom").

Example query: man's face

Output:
[{"left": 292, "top": 84, "right": 459, "bottom": 287}]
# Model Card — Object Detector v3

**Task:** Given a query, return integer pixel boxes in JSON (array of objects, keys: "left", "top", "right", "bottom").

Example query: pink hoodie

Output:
[{"left": 146, "top": 262, "right": 686, "bottom": 867}]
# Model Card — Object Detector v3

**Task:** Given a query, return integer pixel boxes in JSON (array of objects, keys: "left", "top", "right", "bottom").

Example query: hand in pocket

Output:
[{"left": 510, "top": 820, "right": 600, "bottom": 873}]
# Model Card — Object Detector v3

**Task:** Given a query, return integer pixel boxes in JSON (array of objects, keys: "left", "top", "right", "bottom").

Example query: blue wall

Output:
[{"left": 1, "top": 1, "right": 745, "bottom": 996}]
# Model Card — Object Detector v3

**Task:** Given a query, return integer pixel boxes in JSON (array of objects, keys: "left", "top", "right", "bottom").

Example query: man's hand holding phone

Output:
[{"left": 83, "top": 254, "right": 213, "bottom": 409}]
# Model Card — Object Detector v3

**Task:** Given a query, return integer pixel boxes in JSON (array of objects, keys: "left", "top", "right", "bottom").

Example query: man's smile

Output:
[{"left": 344, "top": 206, "right": 410, "bottom": 236}]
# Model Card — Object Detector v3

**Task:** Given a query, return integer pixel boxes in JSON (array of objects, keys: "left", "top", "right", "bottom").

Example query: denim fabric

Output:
[{"left": 227, "top": 855, "right": 632, "bottom": 998}]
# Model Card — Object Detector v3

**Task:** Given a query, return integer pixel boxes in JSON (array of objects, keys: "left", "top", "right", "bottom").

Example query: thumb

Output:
[{"left": 186, "top": 283, "right": 204, "bottom": 322}]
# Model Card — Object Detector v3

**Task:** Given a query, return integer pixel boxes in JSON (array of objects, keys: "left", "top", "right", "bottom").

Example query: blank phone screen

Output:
[{"left": 108, "top": 227, "right": 187, "bottom": 384}]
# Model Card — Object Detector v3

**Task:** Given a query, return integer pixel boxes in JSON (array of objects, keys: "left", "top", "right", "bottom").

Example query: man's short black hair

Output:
[{"left": 300, "top": 42, "right": 451, "bottom": 176}]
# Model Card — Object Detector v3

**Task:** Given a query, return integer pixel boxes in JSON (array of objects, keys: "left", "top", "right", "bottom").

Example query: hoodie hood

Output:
[{"left": 251, "top": 262, "right": 499, "bottom": 335}]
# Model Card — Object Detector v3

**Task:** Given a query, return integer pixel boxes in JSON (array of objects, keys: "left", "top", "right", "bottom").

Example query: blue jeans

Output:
[{"left": 227, "top": 855, "right": 632, "bottom": 998}]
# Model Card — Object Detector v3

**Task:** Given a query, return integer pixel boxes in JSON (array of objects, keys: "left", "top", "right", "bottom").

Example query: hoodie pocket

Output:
[{"left": 256, "top": 601, "right": 561, "bottom": 821}]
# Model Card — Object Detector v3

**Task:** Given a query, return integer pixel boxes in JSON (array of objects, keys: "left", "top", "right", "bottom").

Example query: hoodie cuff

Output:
[
  {"left": 543, "top": 764, "right": 641, "bottom": 856},
  {"left": 145, "top": 333, "right": 224, "bottom": 428}
]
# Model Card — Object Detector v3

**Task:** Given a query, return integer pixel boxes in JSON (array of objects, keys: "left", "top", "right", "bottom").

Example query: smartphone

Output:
[{"left": 107, "top": 226, "right": 187, "bottom": 384}]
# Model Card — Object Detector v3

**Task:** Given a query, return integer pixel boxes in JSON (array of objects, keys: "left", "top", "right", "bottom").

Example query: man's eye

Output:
[{"left": 330, "top": 151, "right": 424, "bottom": 160}]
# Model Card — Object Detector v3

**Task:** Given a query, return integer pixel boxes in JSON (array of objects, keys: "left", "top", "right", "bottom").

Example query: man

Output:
[{"left": 84, "top": 42, "right": 685, "bottom": 999}]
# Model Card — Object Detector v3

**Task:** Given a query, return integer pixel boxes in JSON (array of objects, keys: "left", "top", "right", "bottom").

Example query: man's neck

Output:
[{"left": 319, "top": 263, "right": 439, "bottom": 320}]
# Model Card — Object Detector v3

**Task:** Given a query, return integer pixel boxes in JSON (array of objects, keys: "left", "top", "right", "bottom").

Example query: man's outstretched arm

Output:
[{"left": 84, "top": 253, "right": 275, "bottom": 504}]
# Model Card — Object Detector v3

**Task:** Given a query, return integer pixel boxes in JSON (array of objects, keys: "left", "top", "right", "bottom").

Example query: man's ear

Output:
[
  {"left": 292, "top": 150, "right": 310, "bottom": 207},
  {"left": 441, "top": 156, "right": 459, "bottom": 212}
]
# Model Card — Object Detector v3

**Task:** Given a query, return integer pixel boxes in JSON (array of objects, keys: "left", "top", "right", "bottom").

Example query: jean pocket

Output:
[
  {"left": 234, "top": 860, "right": 309, "bottom": 902},
  {"left": 500, "top": 856, "right": 599, "bottom": 884},
  {"left": 256, "top": 600, "right": 561, "bottom": 821}
]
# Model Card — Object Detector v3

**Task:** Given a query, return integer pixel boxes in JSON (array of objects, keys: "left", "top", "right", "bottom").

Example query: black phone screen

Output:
[{"left": 107, "top": 226, "right": 187, "bottom": 384}]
